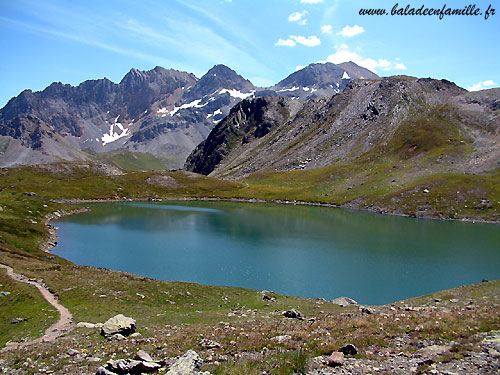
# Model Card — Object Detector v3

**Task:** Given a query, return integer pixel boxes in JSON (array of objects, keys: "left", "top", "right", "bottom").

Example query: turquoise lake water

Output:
[{"left": 52, "top": 201, "right": 500, "bottom": 304}]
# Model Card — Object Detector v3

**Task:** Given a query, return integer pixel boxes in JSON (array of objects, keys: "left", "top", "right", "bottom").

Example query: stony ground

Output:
[{"left": 1, "top": 279, "right": 499, "bottom": 374}]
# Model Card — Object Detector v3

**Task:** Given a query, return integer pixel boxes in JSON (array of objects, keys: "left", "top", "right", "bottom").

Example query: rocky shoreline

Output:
[{"left": 52, "top": 195, "right": 500, "bottom": 225}]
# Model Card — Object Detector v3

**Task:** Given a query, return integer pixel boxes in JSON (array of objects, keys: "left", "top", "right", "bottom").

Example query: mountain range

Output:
[
  {"left": 185, "top": 76, "right": 500, "bottom": 179},
  {"left": 0, "top": 62, "right": 376, "bottom": 168}
]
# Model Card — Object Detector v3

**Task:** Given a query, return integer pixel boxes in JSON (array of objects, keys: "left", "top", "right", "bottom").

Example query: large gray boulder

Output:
[
  {"left": 166, "top": 350, "right": 211, "bottom": 375},
  {"left": 100, "top": 314, "right": 136, "bottom": 337}
]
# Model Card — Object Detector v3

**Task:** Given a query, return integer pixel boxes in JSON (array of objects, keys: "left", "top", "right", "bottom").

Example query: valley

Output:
[{"left": 0, "top": 63, "right": 499, "bottom": 375}]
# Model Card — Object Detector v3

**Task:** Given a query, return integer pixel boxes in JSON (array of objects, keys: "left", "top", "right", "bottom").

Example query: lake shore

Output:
[
  {"left": 54, "top": 195, "right": 500, "bottom": 225},
  {"left": 47, "top": 197, "right": 500, "bottom": 306}
]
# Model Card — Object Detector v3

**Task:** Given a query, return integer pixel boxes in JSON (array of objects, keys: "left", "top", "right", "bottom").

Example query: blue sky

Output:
[{"left": 1, "top": 0, "right": 498, "bottom": 107}]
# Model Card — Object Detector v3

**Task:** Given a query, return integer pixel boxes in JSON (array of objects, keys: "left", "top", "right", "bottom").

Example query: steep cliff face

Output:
[
  {"left": 185, "top": 76, "right": 500, "bottom": 179},
  {"left": 185, "top": 97, "right": 301, "bottom": 175}
]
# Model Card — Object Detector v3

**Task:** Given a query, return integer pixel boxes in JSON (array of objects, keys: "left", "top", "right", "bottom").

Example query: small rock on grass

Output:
[
  {"left": 109, "top": 333, "right": 127, "bottom": 341},
  {"left": 67, "top": 349, "right": 80, "bottom": 356},
  {"left": 199, "top": 339, "right": 222, "bottom": 349},
  {"left": 105, "top": 359, "right": 142, "bottom": 373},
  {"left": 140, "top": 361, "right": 161, "bottom": 373},
  {"left": 135, "top": 349, "right": 153, "bottom": 362},
  {"left": 282, "top": 309, "right": 303, "bottom": 319},
  {"left": 271, "top": 335, "right": 291, "bottom": 343},
  {"left": 10, "top": 318, "right": 27, "bottom": 324},
  {"left": 327, "top": 352, "right": 345, "bottom": 367},
  {"left": 417, "top": 344, "right": 452, "bottom": 360},
  {"left": 339, "top": 343, "right": 358, "bottom": 356},
  {"left": 360, "top": 306, "right": 375, "bottom": 314},
  {"left": 96, "top": 367, "right": 114, "bottom": 375},
  {"left": 331, "top": 297, "right": 358, "bottom": 306}
]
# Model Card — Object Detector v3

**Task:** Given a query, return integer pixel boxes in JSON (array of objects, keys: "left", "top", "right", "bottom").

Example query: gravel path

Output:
[{"left": 0, "top": 263, "right": 73, "bottom": 349}]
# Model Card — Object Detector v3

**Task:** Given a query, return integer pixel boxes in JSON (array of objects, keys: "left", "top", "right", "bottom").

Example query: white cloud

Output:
[
  {"left": 289, "top": 11, "right": 308, "bottom": 25},
  {"left": 275, "top": 38, "right": 296, "bottom": 47},
  {"left": 468, "top": 80, "right": 495, "bottom": 91},
  {"left": 275, "top": 35, "right": 321, "bottom": 47},
  {"left": 321, "top": 25, "right": 332, "bottom": 34},
  {"left": 320, "top": 45, "right": 407, "bottom": 73},
  {"left": 291, "top": 35, "right": 321, "bottom": 47},
  {"left": 296, "top": 65, "right": 305, "bottom": 71},
  {"left": 339, "top": 25, "right": 364, "bottom": 37},
  {"left": 301, "top": 0, "right": 324, "bottom": 3}
]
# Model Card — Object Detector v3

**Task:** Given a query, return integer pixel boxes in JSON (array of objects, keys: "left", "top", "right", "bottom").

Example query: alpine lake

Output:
[{"left": 52, "top": 201, "right": 500, "bottom": 305}]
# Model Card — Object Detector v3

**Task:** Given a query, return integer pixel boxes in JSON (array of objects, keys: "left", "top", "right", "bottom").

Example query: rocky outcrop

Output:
[{"left": 184, "top": 96, "right": 299, "bottom": 175}]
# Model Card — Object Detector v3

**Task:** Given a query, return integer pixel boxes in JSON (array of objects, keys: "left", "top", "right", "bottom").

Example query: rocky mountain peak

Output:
[
  {"left": 40, "top": 82, "right": 72, "bottom": 98},
  {"left": 276, "top": 62, "right": 345, "bottom": 88},
  {"left": 337, "top": 61, "right": 379, "bottom": 80},
  {"left": 119, "top": 68, "right": 148, "bottom": 87},
  {"left": 183, "top": 65, "right": 255, "bottom": 101},
  {"left": 271, "top": 61, "right": 379, "bottom": 100}
]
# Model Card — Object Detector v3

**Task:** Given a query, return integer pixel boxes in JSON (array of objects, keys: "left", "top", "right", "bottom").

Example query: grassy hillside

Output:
[{"left": 89, "top": 150, "right": 169, "bottom": 171}]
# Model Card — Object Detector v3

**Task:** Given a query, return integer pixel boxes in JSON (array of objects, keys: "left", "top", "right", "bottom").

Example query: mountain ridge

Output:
[
  {"left": 0, "top": 61, "right": 377, "bottom": 168},
  {"left": 185, "top": 75, "right": 500, "bottom": 180}
]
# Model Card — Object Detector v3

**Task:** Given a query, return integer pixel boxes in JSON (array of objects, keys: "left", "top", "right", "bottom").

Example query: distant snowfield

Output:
[
  {"left": 101, "top": 115, "right": 130, "bottom": 145},
  {"left": 219, "top": 88, "right": 254, "bottom": 99},
  {"left": 167, "top": 99, "right": 208, "bottom": 116},
  {"left": 278, "top": 86, "right": 300, "bottom": 92}
]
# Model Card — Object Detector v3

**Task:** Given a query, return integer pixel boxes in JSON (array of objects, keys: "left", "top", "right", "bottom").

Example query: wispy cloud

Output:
[
  {"left": 339, "top": 25, "right": 364, "bottom": 37},
  {"left": 288, "top": 11, "right": 308, "bottom": 25},
  {"left": 468, "top": 80, "right": 495, "bottom": 91},
  {"left": 301, "top": 0, "right": 324, "bottom": 3},
  {"left": 321, "top": 25, "right": 333, "bottom": 34},
  {"left": 275, "top": 35, "right": 321, "bottom": 47},
  {"left": 320, "top": 45, "right": 406, "bottom": 73},
  {"left": 1, "top": 1, "right": 273, "bottom": 81},
  {"left": 175, "top": 0, "right": 259, "bottom": 50},
  {"left": 0, "top": 16, "right": 176, "bottom": 68}
]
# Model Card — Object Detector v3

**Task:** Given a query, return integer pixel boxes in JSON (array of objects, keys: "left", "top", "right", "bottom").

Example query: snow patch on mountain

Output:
[
  {"left": 278, "top": 86, "right": 300, "bottom": 92},
  {"left": 218, "top": 89, "right": 254, "bottom": 99},
  {"left": 101, "top": 115, "right": 129, "bottom": 145},
  {"left": 169, "top": 99, "right": 209, "bottom": 116}
]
